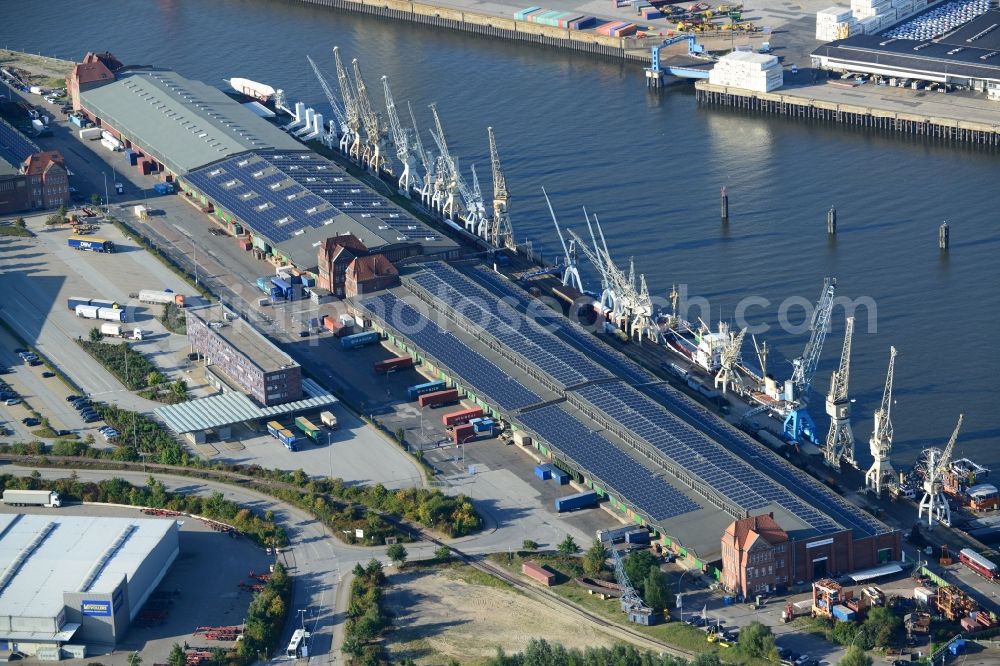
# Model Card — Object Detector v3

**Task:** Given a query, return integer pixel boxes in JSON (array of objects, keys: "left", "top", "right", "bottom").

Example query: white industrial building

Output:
[
  {"left": 709, "top": 52, "right": 784, "bottom": 92},
  {"left": 0, "top": 514, "right": 179, "bottom": 658}
]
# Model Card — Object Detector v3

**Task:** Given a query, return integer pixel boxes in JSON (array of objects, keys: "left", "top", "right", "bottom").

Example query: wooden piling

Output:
[
  {"left": 721, "top": 186, "right": 729, "bottom": 224},
  {"left": 827, "top": 207, "right": 837, "bottom": 235},
  {"left": 939, "top": 222, "right": 949, "bottom": 250}
]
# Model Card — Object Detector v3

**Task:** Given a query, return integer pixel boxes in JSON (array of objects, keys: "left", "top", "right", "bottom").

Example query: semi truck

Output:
[
  {"left": 100, "top": 323, "right": 144, "bottom": 340},
  {"left": 68, "top": 236, "right": 115, "bottom": 253},
  {"left": 76, "top": 305, "right": 126, "bottom": 322},
  {"left": 2, "top": 489, "right": 61, "bottom": 507},
  {"left": 294, "top": 416, "right": 321, "bottom": 442},
  {"left": 266, "top": 420, "right": 297, "bottom": 451},
  {"left": 138, "top": 289, "right": 185, "bottom": 307},
  {"left": 68, "top": 297, "right": 120, "bottom": 310}
]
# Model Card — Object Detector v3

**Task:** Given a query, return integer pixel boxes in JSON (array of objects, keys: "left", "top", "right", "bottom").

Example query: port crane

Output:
[
  {"left": 306, "top": 55, "right": 349, "bottom": 151},
  {"left": 406, "top": 101, "right": 435, "bottom": 206},
  {"left": 823, "top": 316, "right": 856, "bottom": 469},
  {"left": 613, "top": 548, "right": 654, "bottom": 623},
  {"left": 865, "top": 346, "right": 898, "bottom": 496},
  {"left": 918, "top": 414, "right": 964, "bottom": 528},
  {"left": 352, "top": 59, "right": 390, "bottom": 174},
  {"left": 427, "top": 103, "right": 458, "bottom": 218},
  {"left": 428, "top": 106, "right": 490, "bottom": 236},
  {"left": 542, "top": 189, "right": 581, "bottom": 291},
  {"left": 782, "top": 277, "right": 837, "bottom": 443},
  {"left": 715, "top": 327, "right": 747, "bottom": 393},
  {"left": 488, "top": 127, "right": 514, "bottom": 249},
  {"left": 568, "top": 222, "right": 623, "bottom": 324},
  {"left": 468, "top": 164, "right": 490, "bottom": 237},
  {"left": 332, "top": 47, "right": 361, "bottom": 158},
  {"left": 381, "top": 76, "right": 416, "bottom": 194}
]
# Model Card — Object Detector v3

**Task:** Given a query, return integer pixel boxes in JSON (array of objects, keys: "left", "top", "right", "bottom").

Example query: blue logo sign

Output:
[{"left": 81, "top": 600, "right": 111, "bottom": 617}]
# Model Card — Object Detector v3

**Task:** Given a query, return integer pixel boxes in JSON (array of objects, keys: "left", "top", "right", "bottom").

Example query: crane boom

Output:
[
  {"left": 865, "top": 346, "right": 898, "bottom": 495},
  {"left": 333, "top": 47, "right": 360, "bottom": 156},
  {"left": 936, "top": 414, "right": 963, "bottom": 478},
  {"left": 790, "top": 277, "right": 837, "bottom": 398},
  {"left": 488, "top": 126, "right": 513, "bottom": 249},
  {"left": 352, "top": 58, "right": 388, "bottom": 173},
  {"left": 306, "top": 55, "right": 347, "bottom": 134},
  {"left": 381, "top": 76, "right": 414, "bottom": 192},
  {"left": 823, "top": 316, "right": 856, "bottom": 469},
  {"left": 542, "top": 188, "right": 581, "bottom": 292}
]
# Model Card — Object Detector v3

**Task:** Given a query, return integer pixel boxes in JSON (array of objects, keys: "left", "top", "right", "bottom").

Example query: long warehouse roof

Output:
[
  {"left": 0, "top": 514, "right": 174, "bottom": 620},
  {"left": 78, "top": 69, "right": 306, "bottom": 174},
  {"left": 362, "top": 262, "right": 895, "bottom": 541}
]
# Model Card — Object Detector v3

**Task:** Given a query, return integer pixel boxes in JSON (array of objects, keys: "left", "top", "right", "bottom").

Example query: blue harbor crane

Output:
[{"left": 783, "top": 277, "right": 837, "bottom": 443}]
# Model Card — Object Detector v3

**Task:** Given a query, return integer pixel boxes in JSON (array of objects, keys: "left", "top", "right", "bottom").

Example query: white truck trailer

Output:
[{"left": 2, "top": 489, "right": 61, "bottom": 507}]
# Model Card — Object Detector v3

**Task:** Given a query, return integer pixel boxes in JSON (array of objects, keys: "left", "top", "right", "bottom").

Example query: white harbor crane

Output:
[
  {"left": 468, "top": 164, "right": 489, "bottom": 236},
  {"left": 865, "top": 346, "right": 898, "bottom": 496},
  {"left": 488, "top": 126, "right": 514, "bottom": 249},
  {"left": 542, "top": 188, "right": 582, "bottom": 291},
  {"left": 568, "top": 223, "right": 624, "bottom": 323},
  {"left": 783, "top": 277, "right": 837, "bottom": 443},
  {"left": 352, "top": 59, "right": 390, "bottom": 174},
  {"left": 824, "top": 316, "right": 857, "bottom": 469},
  {"left": 306, "top": 55, "right": 348, "bottom": 150},
  {"left": 918, "top": 414, "right": 964, "bottom": 528},
  {"left": 715, "top": 327, "right": 747, "bottom": 393},
  {"left": 428, "top": 103, "right": 458, "bottom": 219},
  {"left": 427, "top": 118, "right": 488, "bottom": 235},
  {"left": 381, "top": 76, "right": 416, "bottom": 194},
  {"left": 406, "top": 101, "right": 435, "bottom": 206},
  {"left": 632, "top": 273, "right": 658, "bottom": 342},
  {"left": 332, "top": 47, "right": 361, "bottom": 158}
]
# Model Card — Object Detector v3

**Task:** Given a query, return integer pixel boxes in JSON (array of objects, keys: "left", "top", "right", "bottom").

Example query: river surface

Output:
[{"left": 5, "top": 0, "right": 999, "bottom": 472}]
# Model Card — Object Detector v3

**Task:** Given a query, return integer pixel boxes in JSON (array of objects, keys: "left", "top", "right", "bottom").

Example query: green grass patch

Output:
[
  {"left": 0, "top": 224, "right": 34, "bottom": 237},
  {"left": 446, "top": 562, "right": 516, "bottom": 591},
  {"left": 30, "top": 426, "right": 58, "bottom": 439}
]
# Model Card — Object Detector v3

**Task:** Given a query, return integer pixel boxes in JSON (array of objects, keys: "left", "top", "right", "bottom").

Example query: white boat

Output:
[{"left": 228, "top": 77, "right": 276, "bottom": 102}]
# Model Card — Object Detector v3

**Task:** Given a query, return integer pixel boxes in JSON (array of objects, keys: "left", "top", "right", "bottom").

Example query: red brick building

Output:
[
  {"left": 317, "top": 234, "right": 369, "bottom": 297},
  {"left": 345, "top": 254, "right": 399, "bottom": 298},
  {"left": 67, "top": 51, "right": 123, "bottom": 111},
  {"left": 721, "top": 513, "right": 790, "bottom": 598},
  {"left": 22, "top": 151, "right": 70, "bottom": 210}
]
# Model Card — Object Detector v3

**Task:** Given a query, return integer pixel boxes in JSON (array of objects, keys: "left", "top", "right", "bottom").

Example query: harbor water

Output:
[{"left": 5, "top": 0, "right": 998, "bottom": 471}]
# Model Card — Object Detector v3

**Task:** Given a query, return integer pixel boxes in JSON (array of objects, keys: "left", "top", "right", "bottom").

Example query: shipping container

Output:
[
  {"left": 325, "top": 318, "right": 351, "bottom": 337},
  {"left": 256, "top": 276, "right": 271, "bottom": 293},
  {"left": 597, "top": 525, "right": 636, "bottom": 544},
  {"left": 831, "top": 605, "right": 856, "bottom": 622},
  {"left": 320, "top": 410, "right": 338, "bottom": 429},
  {"left": 271, "top": 277, "right": 293, "bottom": 300},
  {"left": 294, "top": 416, "right": 322, "bottom": 441},
  {"left": 555, "top": 490, "right": 599, "bottom": 512},
  {"left": 534, "top": 463, "right": 553, "bottom": 480},
  {"left": 100, "top": 136, "right": 121, "bottom": 152},
  {"left": 452, "top": 423, "right": 476, "bottom": 445},
  {"left": 69, "top": 115, "right": 86, "bottom": 128},
  {"left": 625, "top": 528, "right": 650, "bottom": 545},
  {"left": 96, "top": 307, "right": 126, "bottom": 322},
  {"left": 443, "top": 407, "right": 484, "bottom": 427},
  {"left": 472, "top": 418, "right": 494, "bottom": 434},
  {"left": 266, "top": 420, "right": 283, "bottom": 438},
  {"left": 68, "top": 236, "right": 115, "bottom": 253},
  {"left": 339, "top": 314, "right": 356, "bottom": 328},
  {"left": 67, "top": 296, "right": 91, "bottom": 310},
  {"left": 522, "top": 561, "right": 555, "bottom": 586},
  {"left": 75, "top": 304, "right": 100, "bottom": 319},
  {"left": 78, "top": 127, "right": 101, "bottom": 140},
  {"left": 89, "top": 299, "right": 120, "bottom": 310},
  {"left": 407, "top": 380, "right": 447, "bottom": 400},
  {"left": 277, "top": 428, "right": 297, "bottom": 451},
  {"left": 550, "top": 467, "right": 570, "bottom": 485},
  {"left": 153, "top": 182, "right": 175, "bottom": 195},
  {"left": 341, "top": 330, "right": 380, "bottom": 350},
  {"left": 374, "top": 355, "right": 414, "bottom": 374},
  {"left": 418, "top": 388, "right": 459, "bottom": 408}
]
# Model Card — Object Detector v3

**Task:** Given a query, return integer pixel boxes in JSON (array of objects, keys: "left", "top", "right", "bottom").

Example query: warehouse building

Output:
[
  {"left": 0, "top": 119, "right": 70, "bottom": 214},
  {"left": 354, "top": 262, "right": 902, "bottom": 580},
  {"left": 812, "top": 8, "right": 1000, "bottom": 97},
  {"left": 67, "top": 51, "right": 460, "bottom": 281},
  {"left": 186, "top": 303, "right": 301, "bottom": 406},
  {"left": 0, "top": 514, "right": 179, "bottom": 657}
]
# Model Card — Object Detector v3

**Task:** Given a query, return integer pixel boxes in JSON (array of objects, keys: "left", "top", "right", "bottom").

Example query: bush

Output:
[
  {"left": 557, "top": 535, "right": 579, "bottom": 555},
  {"left": 736, "top": 621, "right": 776, "bottom": 660},
  {"left": 78, "top": 340, "right": 157, "bottom": 391},
  {"left": 342, "top": 559, "right": 390, "bottom": 665}
]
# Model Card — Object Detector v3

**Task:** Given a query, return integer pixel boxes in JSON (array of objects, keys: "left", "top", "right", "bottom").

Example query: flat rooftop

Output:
[
  {"left": 0, "top": 514, "right": 174, "bottom": 620},
  {"left": 78, "top": 69, "right": 306, "bottom": 175},
  {"left": 186, "top": 303, "right": 297, "bottom": 374}
]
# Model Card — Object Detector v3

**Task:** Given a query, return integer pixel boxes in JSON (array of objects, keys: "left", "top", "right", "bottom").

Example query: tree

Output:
[
  {"left": 435, "top": 545, "right": 452, "bottom": 560},
  {"left": 386, "top": 543, "right": 408, "bottom": 565},
  {"left": 127, "top": 652, "right": 142, "bottom": 666},
  {"left": 557, "top": 534, "right": 579, "bottom": 555},
  {"left": 522, "top": 539, "right": 539, "bottom": 551},
  {"left": 147, "top": 370, "right": 163, "bottom": 387},
  {"left": 45, "top": 213, "right": 64, "bottom": 226},
  {"left": 860, "top": 606, "right": 901, "bottom": 649},
  {"left": 90, "top": 192, "right": 101, "bottom": 207},
  {"left": 170, "top": 379, "right": 188, "bottom": 401},
  {"left": 167, "top": 644, "right": 186, "bottom": 666},
  {"left": 643, "top": 568, "right": 668, "bottom": 611},
  {"left": 839, "top": 645, "right": 873, "bottom": 666},
  {"left": 13, "top": 216, "right": 25, "bottom": 228},
  {"left": 89, "top": 327, "right": 102, "bottom": 342},
  {"left": 623, "top": 549, "right": 659, "bottom": 586},
  {"left": 583, "top": 539, "right": 609, "bottom": 577},
  {"left": 691, "top": 654, "right": 722, "bottom": 666},
  {"left": 737, "top": 621, "right": 776, "bottom": 659}
]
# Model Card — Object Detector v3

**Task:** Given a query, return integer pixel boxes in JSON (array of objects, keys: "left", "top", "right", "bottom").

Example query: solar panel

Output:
[
  {"left": 0, "top": 118, "right": 40, "bottom": 164},
  {"left": 517, "top": 404, "right": 701, "bottom": 521},
  {"left": 404, "top": 264, "right": 613, "bottom": 391},
  {"left": 359, "top": 292, "right": 541, "bottom": 410}
]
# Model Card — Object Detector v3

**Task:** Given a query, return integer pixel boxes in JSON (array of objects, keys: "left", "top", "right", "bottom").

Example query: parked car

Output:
[
  {"left": 41, "top": 371, "right": 55, "bottom": 378},
  {"left": 83, "top": 414, "right": 100, "bottom": 423},
  {"left": 4, "top": 398, "right": 20, "bottom": 406},
  {"left": 794, "top": 656, "right": 811, "bottom": 666},
  {"left": 66, "top": 394, "right": 82, "bottom": 402},
  {"left": 22, "top": 417, "right": 40, "bottom": 426}
]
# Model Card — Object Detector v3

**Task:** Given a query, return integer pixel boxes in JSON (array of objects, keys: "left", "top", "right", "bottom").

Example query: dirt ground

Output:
[
  {"left": 384, "top": 565, "right": 620, "bottom": 664},
  {"left": 0, "top": 49, "right": 72, "bottom": 87}
]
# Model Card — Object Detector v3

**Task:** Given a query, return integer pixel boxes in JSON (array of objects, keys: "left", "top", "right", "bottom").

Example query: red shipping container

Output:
[
  {"left": 374, "top": 356, "right": 414, "bottom": 374},
  {"left": 443, "top": 407, "right": 484, "bottom": 427},
  {"left": 452, "top": 423, "right": 476, "bottom": 444},
  {"left": 522, "top": 561, "right": 555, "bottom": 586},
  {"left": 238, "top": 239, "right": 252, "bottom": 251},
  {"left": 418, "top": 389, "right": 460, "bottom": 408}
]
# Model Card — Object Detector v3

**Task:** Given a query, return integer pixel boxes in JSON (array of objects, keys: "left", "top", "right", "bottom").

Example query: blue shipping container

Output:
[
  {"left": 256, "top": 277, "right": 270, "bottom": 293},
  {"left": 270, "top": 286, "right": 283, "bottom": 299},
  {"left": 534, "top": 464, "right": 553, "bottom": 480},
  {"left": 551, "top": 468, "right": 570, "bottom": 485},
  {"left": 341, "top": 331, "right": 380, "bottom": 350},
  {"left": 555, "top": 490, "right": 598, "bottom": 512},
  {"left": 831, "top": 605, "right": 855, "bottom": 623},
  {"left": 406, "top": 380, "right": 446, "bottom": 399},
  {"left": 67, "top": 297, "right": 91, "bottom": 310}
]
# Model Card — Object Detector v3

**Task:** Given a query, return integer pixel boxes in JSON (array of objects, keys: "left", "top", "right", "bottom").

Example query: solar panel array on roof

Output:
[
  {"left": 184, "top": 150, "right": 441, "bottom": 247},
  {"left": 517, "top": 404, "right": 702, "bottom": 521},
  {"left": 467, "top": 265, "right": 890, "bottom": 538},
  {"left": 0, "top": 117, "right": 40, "bottom": 166},
  {"left": 359, "top": 292, "right": 541, "bottom": 410},
  {"left": 405, "top": 264, "right": 614, "bottom": 390}
]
